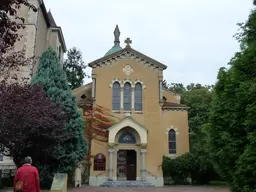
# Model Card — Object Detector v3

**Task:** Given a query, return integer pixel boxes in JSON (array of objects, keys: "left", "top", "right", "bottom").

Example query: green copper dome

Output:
[
  {"left": 104, "top": 25, "right": 122, "bottom": 56},
  {"left": 105, "top": 45, "right": 122, "bottom": 56}
]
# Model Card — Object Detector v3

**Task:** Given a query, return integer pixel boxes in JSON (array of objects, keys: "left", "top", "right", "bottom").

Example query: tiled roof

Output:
[{"left": 162, "top": 102, "right": 188, "bottom": 108}]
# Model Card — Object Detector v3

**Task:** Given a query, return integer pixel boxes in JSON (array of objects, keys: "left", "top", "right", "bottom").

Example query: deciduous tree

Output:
[
  {"left": 208, "top": 6, "right": 256, "bottom": 192},
  {"left": 0, "top": 82, "right": 69, "bottom": 168},
  {"left": 84, "top": 104, "right": 118, "bottom": 167}
]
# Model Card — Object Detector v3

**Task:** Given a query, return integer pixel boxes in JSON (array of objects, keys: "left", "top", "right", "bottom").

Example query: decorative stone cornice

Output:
[
  {"left": 88, "top": 47, "right": 167, "bottom": 71},
  {"left": 162, "top": 107, "right": 189, "bottom": 111},
  {"left": 108, "top": 143, "right": 118, "bottom": 148},
  {"left": 140, "top": 143, "right": 147, "bottom": 149}
]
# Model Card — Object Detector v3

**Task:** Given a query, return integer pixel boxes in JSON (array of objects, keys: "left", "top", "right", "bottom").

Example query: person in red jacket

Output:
[{"left": 14, "top": 156, "right": 40, "bottom": 192}]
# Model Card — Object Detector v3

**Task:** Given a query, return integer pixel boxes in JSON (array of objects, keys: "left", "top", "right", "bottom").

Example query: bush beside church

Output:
[{"left": 162, "top": 153, "right": 222, "bottom": 185}]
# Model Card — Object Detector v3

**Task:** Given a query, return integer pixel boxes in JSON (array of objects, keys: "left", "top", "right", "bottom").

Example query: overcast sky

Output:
[{"left": 44, "top": 0, "right": 252, "bottom": 86}]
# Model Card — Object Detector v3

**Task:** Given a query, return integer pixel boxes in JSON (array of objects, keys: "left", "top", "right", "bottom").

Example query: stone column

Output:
[
  {"left": 131, "top": 87, "right": 135, "bottom": 110},
  {"left": 108, "top": 148, "right": 115, "bottom": 180},
  {"left": 159, "top": 80, "right": 163, "bottom": 101},
  {"left": 92, "top": 78, "right": 96, "bottom": 98},
  {"left": 120, "top": 87, "right": 124, "bottom": 110},
  {"left": 141, "top": 149, "right": 147, "bottom": 180},
  {"left": 92, "top": 74, "right": 96, "bottom": 99}
]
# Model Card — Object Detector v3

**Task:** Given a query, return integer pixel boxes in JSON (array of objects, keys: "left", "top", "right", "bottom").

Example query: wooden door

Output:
[
  {"left": 117, "top": 150, "right": 127, "bottom": 180},
  {"left": 126, "top": 150, "right": 137, "bottom": 180}
]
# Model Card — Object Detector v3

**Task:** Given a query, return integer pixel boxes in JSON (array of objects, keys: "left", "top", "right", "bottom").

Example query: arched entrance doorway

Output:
[
  {"left": 116, "top": 128, "right": 139, "bottom": 181},
  {"left": 107, "top": 116, "right": 148, "bottom": 181}
]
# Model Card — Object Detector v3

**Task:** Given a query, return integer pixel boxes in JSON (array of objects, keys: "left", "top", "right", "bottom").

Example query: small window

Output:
[
  {"left": 93, "top": 153, "right": 106, "bottom": 171},
  {"left": 168, "top": 129, "right": 176, "bottom": 154}
]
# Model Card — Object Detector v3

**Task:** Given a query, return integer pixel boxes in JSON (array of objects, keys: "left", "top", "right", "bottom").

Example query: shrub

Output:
[{"left": 162, "top": 152, "right": 220, "bottom": 185}]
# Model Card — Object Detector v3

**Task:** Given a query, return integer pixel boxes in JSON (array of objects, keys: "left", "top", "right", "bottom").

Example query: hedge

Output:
[{"left": 162, "top": 152, "right": 221, "bottom": 185}]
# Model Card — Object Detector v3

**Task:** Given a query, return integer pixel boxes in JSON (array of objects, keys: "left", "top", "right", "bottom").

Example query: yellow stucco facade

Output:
[{"left": 73, "top": 26, "right": 189, "bottom": 187}]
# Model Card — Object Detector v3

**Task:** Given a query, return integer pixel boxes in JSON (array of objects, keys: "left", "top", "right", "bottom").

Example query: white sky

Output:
[{"left": 44, "top": 0, "right": 253, "bottom": 86}]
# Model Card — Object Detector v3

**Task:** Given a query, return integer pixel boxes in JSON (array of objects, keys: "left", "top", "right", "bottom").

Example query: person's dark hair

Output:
[{"left": 24, "top": 156, "right": 32, "bottom": 164}]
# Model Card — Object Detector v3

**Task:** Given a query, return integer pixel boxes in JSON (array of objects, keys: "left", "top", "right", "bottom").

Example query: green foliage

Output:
[
  {"left": 162, "top": 152, "right": 218, "bottom": 185},
  {"left": 163, "top": 81, "right": 221, "bottom": 184},
  {"left": 208, "top": 8, "right": 256, "bottom": 192},
  {"left": 181, "top": 86, "right": 212, "bottom": 134},
  {"left": 31, "top": 47, "right": 87, "bottom": 188},
  {"left": 163, "top": 81, "right": 186, "bottom": 94},
  {"left": 63, "top": 47, "right": 87, "bottom": 89}
]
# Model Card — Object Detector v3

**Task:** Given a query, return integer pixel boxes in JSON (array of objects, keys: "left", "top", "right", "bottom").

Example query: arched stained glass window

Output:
[
  {"left": 119, "top": 131, "right": 136, "bottom": 144},
  {"left": 123, "top": 83, "right": 131, "bottom": 110},
  {"left": 168, "top": 129, "right": 176, "bottom": 154},
  {"left": 94, "top": 153, "right": 106, "bottom": 171},
  {"left": 112, "top": 82, "right": 120, "bottom": 110},
  {"left": 134, "top": 83, "right": 142, "bottom": 111}
]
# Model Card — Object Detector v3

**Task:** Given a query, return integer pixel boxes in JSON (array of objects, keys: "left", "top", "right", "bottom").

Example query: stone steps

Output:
[{"left": 100, "top": 180, "right": 155, "bottom": 188}]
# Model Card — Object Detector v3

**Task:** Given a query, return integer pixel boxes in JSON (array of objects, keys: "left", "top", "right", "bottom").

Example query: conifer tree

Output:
[
  {"left": 63, "top": 47, "right": 87, "bottom": 89},
  {"left": 31, "top": 47, "right": 87, "bottom": 187}
]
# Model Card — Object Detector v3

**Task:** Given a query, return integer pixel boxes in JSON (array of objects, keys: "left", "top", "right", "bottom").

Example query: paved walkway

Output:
[
  {"left": 70, "top": 185, "right": 229, "bottom": 192},
  {"left": 0, "top": 185, "right": 230, "bottom": 192}
]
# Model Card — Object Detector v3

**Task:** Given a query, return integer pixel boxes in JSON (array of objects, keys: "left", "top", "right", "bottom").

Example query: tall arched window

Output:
[
  {"left": 123, "top": 82, "right": 132, "bottom": 110},
  {"left": 168, "top": 129, "right": 176, "bottom": 154},
  {"left": 94, "top": 153, "right": 106, "bottom": 171},
  {"left": 112, "top": 82, "right": 120, "bottom": 110},
  {"left": 134, "top": 83, "right": 142, "bottom": 111}
]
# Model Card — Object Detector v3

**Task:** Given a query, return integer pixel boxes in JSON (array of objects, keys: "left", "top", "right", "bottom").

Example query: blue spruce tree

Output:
[{"left": 31, "top": 47, "right": 87, "bottom": 188}]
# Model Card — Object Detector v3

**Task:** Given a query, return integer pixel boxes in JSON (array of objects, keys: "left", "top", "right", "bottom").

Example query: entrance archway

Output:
[
  {"left": 115, "top": 128, "right": 139, "bottom": 181},
  {"left": 107, "top": 116, "right": 148, "bottom": 181}
]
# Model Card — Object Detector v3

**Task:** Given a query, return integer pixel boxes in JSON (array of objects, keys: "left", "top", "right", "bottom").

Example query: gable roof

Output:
[{"left": 88, "top": 47, "right": 167, "bottom": 70}]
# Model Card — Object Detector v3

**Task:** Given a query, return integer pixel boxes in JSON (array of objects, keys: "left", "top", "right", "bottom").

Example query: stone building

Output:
[
  {"left": 10, "top": 0, "right": 66, "bottom": 80},
  {"left": 73, "top": 25, "right": 189, "bottom": 187},
  {"left": 0, "top": 0, "right": 66, "bottom": 174}
]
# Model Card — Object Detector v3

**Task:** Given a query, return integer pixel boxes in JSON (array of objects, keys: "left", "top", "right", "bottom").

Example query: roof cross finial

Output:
[
  {"left": 125, "top": 37, "right": 132, "bottom": 48},
  {"left": 114, "top": 25, "right": 120, "bottom": 46}
]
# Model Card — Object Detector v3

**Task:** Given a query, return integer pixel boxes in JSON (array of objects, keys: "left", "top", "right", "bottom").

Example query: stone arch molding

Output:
[
  {"left": 109, "top": 78, "right": 122, "bottom": 88},
  {"left": 165, "top": 125, "right": 179, "bottom": 135},
  {"left": 107, "top": 116, "right": 148, "bottom": 144},
  {"left": 109, "top": 78, "right": 146, "bottom": 89},
  {"left": 122, "top": 79, "right": 134, "bottom": 88},
  {"left": 134, "top": 80, "right": 146, "bottom": 89}
]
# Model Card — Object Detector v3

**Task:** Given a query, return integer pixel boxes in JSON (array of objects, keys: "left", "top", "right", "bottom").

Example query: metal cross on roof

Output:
[{"left": 125, "top": 37, "right": 132, "bottom": 48}]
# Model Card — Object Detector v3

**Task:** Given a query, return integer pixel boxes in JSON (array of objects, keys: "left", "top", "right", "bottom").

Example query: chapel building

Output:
[{"left": 73, "top": 25, "right": 189, "bottom": 187}]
